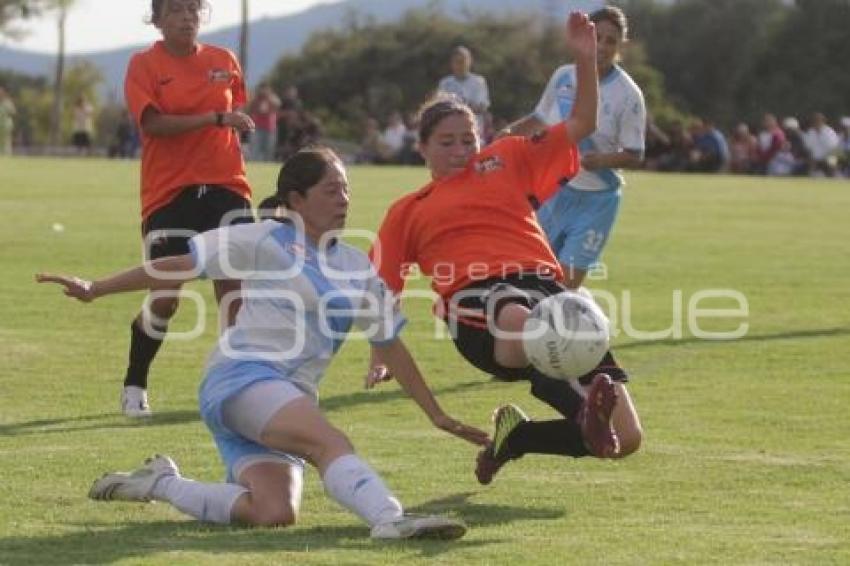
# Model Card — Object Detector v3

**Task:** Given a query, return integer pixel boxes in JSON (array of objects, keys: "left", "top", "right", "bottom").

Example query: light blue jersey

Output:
[
  {"left": 534, "top": 64, "right": 646, "bottom": 269},
  {"left": 188, "top": 220, "right": 405, "bottom": 477}
]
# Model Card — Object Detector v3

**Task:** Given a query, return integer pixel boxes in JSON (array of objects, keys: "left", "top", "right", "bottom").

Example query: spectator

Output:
[
  {"left": 437, "top": 45, "right": 491, "bottom": 140},
  {"left": 379, "top": 111, "right": 407, "bottom": 163},
  {"left": 248, "top": 83, "right": 281, "bottom": 161},
  {"left": 643, "top": 115, "right": 671, "bottom": 171},
  {"left": 728, "top": 123, "right": 759, "bottom": 175},
  {"left": 280, "top": 85, "right": 303, "bottom": 113},
  {"left": 688, "top": 117, "right": 729, "bottom": 173},
  {"left": 108, "top": 109, "right": 137, "bottom": 158},
  {"left": 657, "top": 121, "right": 692, "bottom": 172},
  {"left": 292, "top": 109, "right": 322, "bottom": 150},
  {"left": 0, "top": 87, "right": 15, "bottom": 155},
  {"left": 357, "top": 117, "right": 392, "bottom": 164},
  {"left": 803, "top": 112, "right": 840, "bottom": 177},
  {"left": 71, "top": 95, "right": 95, "bottom": 155},
  {"left": 755, "top": 113, "right": 786, "bottom": 175},
  {"left": 838, "top": 116, "right": 850, "bottom": 177},
  {"left": 397, "top": 111, "right": 422, "bottom": 165},
  {"left": 780, "top": 116, "right": 810, "bottom": 176}
]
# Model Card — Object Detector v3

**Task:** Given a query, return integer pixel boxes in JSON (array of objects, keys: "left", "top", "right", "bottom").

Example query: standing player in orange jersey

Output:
[{"left": 120, "top": 0, "right": 255, "bottom": 417}]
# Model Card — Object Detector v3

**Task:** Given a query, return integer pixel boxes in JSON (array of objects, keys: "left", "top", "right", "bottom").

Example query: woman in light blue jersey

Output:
[
  {"left": 36, "top": 146, "right": 487, "bottom": 540},
  {"left": 501, "top": 6, "right": 646, "bottom": 289}
]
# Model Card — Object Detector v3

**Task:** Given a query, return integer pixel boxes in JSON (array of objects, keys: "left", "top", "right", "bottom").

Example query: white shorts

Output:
[{"left": 216, "top": 379, "right": 308, "bottom": 482}]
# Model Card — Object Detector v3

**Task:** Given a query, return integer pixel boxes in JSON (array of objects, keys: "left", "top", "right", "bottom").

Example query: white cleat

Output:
[
  {"left": 121, "top": 386, "right": 152, "bottom": 418},
  {"left": 370, "top": 514, "right": 467, "bottom": 540},
  {"left": 88, "top": 454, "right": 179, "bottom": 503}
]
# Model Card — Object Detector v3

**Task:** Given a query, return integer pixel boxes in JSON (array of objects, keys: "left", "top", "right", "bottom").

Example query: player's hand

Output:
[
  {"left": 35, "top": 273, "right": 96, "bottom": 302},
  {"left": 224, "top": 111, "right": 255, "bottom": 133},
  {"left": 564, "top": 11, "right": 596, "bottom": 61},
  {"left": 432, "top": 413, "right": 491, "bottom": 446},
  {"left": 364, "top": 364, "right": 393, "bottom": 389}
]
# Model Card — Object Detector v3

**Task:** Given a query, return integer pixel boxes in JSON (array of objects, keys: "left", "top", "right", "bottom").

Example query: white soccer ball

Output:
[{"left": 522, "top": 290, "right": 610, "bottom": 380}]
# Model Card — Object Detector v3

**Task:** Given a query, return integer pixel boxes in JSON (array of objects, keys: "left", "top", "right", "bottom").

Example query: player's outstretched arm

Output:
[
  {"left": 497, "top": 114, "right": 548, "bottom": 139},
  {"left": 372, "top": 338, "right": 490, "bottom": 447},
  {"left": 35, "top": 254, "right": 198, "bottom": 303},
  {"left": 563, "top": 12, "right": 598, "bottom": 142}
]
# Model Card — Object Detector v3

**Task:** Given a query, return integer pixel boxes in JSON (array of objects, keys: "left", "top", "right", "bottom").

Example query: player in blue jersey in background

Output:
[
  {"left": 501, "top": 6, "right": 646, "bottom": 288},
  {"left": 36, "top": 146, "right": 487, "bottom": 540}
]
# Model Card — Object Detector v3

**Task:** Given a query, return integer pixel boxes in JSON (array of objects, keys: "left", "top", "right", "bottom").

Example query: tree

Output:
[
  {"left": 47, "top": 0, "right": 72, "bottom": 146},
  {"left": 239, "top": 0, "right": 249, "bottom": 82},
  {"left": 0, "top": 0, "right": 52, "bottom": 38},
  {"left": 623, "top": 0, "right": 788, "bottom": 127},
  {"left": 741, "top": 0, "right": 850, "bottom": 121}
]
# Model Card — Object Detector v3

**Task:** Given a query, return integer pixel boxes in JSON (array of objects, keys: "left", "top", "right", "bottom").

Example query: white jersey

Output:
[
  {"left": 190, "top": 220, "right": 405, "bottom": 402},
  {"left": 438, "top": 72, "right": 490, "bottom": 137},
  {"left": 535, "top": 64, "right": 646, "bottom": 191}
]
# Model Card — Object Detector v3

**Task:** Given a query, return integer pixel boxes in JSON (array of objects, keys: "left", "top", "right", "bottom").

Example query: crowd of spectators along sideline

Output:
[
  {"left": 3, "top": 63, "right": 850, "bottom": 180},
  {"left": 644, "top": 112, "right": 850, "bottom": 179}
]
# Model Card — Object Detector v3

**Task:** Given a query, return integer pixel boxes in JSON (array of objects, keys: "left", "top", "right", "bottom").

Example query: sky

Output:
[{"left": 1, "top": 0, "right": 344, "bottom": 54}]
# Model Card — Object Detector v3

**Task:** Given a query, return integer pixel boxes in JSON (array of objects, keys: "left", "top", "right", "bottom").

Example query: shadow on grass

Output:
[
  {"left": 0, "top": 517, "right": 503, "bottom": 564},
  {"left": 614, "top": 326, "right": 850, "bottom": 351},
  {"left": 322, "top": 379, "right": 487, "bottom": 414},
  {"left": 0, "top": 410, "right": 199, "bottom": 437},
  {"left": 410, "top": 491, "right": 566, "bottom": 527}
]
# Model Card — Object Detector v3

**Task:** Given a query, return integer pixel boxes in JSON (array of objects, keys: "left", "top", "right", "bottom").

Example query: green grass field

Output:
[{"left": 1, "top": 156, "right": 849, "bottom": 565}]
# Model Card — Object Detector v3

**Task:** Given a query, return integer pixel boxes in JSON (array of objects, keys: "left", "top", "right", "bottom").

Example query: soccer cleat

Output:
[
  {"left": 370, "top": 514, "right": 467, "bottom": 540},
  {"left": 475, "top": 404, "right": 529, "bottom": 485},
  {"left": 579, "top": 373, "right": 620, "bottom": 458},
  {"left": 88, "top": 454, "right": 179, "bottom": 503},
  {"left": 491, "top": 404, "right": 528, "bottom": 459},
  {"left": 121, "top": 385, "right": 152, "bottom": 418}
]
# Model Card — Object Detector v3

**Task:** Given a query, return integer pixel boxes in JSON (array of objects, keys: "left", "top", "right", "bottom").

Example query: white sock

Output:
[
  {"left": 152, "top": 475, "right": 248, "bottom": 524},
  {"left": 322, "top": 454, "right": 404, "bottom": 527}
]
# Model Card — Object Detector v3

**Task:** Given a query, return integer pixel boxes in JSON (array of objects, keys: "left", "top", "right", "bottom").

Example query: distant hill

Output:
[{"left": 0, "top": 0, "right": 601, "bottom": 98}]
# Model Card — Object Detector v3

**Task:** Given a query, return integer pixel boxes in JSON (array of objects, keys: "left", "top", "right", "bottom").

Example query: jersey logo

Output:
[
  {"left": 474, "top": 155, "right": 504, "bottom": 174},
  {"left": 208, "top": 68, "right": 232, "bottom": 83}
]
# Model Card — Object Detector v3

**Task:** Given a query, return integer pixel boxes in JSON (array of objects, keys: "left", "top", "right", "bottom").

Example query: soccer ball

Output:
[{"left": 522, "top": 290, "right": 610, "bottom": 379}]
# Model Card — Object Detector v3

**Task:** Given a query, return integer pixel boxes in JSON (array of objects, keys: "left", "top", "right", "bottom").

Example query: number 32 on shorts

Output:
[{"left": 582, "top": 229, "right": 606, "bottom": 253}]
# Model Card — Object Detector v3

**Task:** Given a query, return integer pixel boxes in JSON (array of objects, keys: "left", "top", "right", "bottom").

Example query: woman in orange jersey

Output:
[
  {"left": 119, "top": 0, "right": 255, "bottom": 417},
  {"left": 369, "top": 13, "right": 643, "bottom": 485}
]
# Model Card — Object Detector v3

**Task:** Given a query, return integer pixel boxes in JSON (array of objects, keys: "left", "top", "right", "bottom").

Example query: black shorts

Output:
[
  {"left": 72, "top": 131, "right": 91, "bottom": 148},
  {"left": 444, "top": 273, "right": 567, "bottom": 381},
  {"left": 141, "top": 185, "right": 253, "bottom": 260}
]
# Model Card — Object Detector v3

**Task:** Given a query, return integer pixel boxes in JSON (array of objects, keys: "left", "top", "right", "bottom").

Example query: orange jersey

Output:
[
  {"left": 125, "top": 41, "right": 251, "bottom": 220},
  {"left": 372, "top": 122, "right": 578, "bottom": 298}
]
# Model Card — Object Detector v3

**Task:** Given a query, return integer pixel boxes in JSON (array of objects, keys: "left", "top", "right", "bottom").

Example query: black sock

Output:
[
  {"left": 579, "top": 350, "right": 629, "bottom": 384},
  {"left": 528, "top": 368, "right": 585, "bottom": 419},
  {"left": 503, "top": 419, "right": 589, "bottom": 459},
  {"left": 123, "top": 320, "right": 166, "bottom": 389}
]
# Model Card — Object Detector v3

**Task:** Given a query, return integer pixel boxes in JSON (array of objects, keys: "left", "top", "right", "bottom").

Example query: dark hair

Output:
[
  {"left": 417, "top": 94, "right": 476, "bottom": 144},
  {"left": 277, "top": 146, "right": 341, "bottom": 206},
  {"left": 148, "top": 0, "right": 209, "bottom": 26},
  {"left": 590, "top": 6, "right": 628, "bottom": 40}
]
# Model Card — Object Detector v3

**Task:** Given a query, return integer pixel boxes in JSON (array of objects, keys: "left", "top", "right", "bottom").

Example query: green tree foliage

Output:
[
  {"left": 741, "top": 0, "right": 850, "bottom": 121},
  {"left": 266, "top": 6, "right": 680, "bottom": 139},
  {"left": 622, "top": 0, "right": 789, "bottom": 126},
  {"left": 13, "top": 61, "right": 101, "bottom": 145}
]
